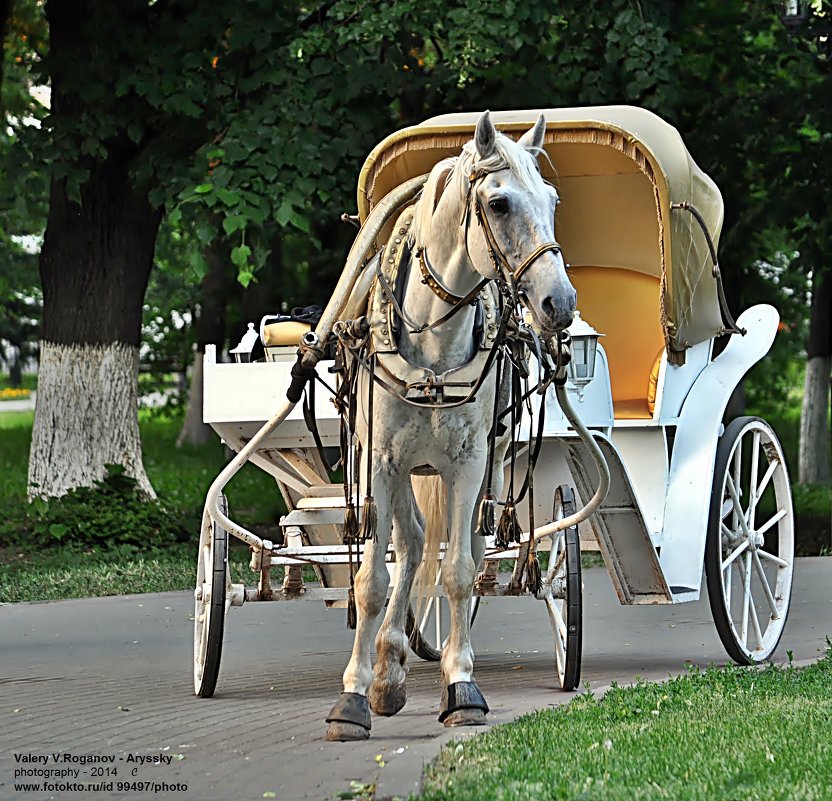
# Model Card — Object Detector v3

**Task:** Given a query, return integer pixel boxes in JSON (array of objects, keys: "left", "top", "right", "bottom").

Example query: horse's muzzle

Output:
[{"left": 541, "top": 289, "right": 577, "bottom": 333}]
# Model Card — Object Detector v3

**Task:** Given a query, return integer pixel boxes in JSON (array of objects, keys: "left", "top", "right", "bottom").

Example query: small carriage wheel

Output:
[
  {"left": 406, "top": 591, "right": 480, "bottom": 662},
  {"left": 705, "top": 417, "right": 794, "bottom": 664},
  {"left": 193, "top": 494, "right": 230, "bottom": 697},
  {"left": 544, "top": 484, "right": 582, "bottom": 691}
]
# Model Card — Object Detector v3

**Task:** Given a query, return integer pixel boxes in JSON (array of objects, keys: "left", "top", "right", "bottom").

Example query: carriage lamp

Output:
[
  {"left": 230, "top": 322, "right": 259, "bottom": 363},
  {"left": 566, "top": 311, "right": 603, "bottom": 400}
]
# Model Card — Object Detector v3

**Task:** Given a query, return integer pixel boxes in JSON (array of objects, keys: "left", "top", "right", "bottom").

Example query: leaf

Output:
[
  {"left": 223, "top": 215, "right": 246, "bottom": 235},
  {"left": 231, "top": 244, "right": 252, "bottom": 268},
  {"left": 126, "top": 123, "right": 143, "bottom": 144},
  {"left": 217, "top": 188, "right": 240, "bottom": 207},
  {"left": 49, "top": 523, "right": 69, "bottom": 540},
  {"left": 237, "top": 270, "right": 254, "bottom": 288},
  {"left": 194, "top": 183, "right": 213, "bottom": 195}
]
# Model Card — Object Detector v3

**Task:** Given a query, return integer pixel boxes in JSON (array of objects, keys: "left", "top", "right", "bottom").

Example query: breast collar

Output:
[{"left": 367, "top": 210, "right": 501, "bottom": 404}]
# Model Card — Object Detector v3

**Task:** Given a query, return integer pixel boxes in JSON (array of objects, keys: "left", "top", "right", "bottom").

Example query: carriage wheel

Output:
[
  {"left": 544, "top": 484, "right": 582, "bottom": 691},
  {"left": 705, "top": 417, "right": 794, "bottom": 665},
  {"left": 406, "top": 588, "right": 480, "bottom": 662},
  {"left": 194, "top": 494, "right": 230, "bottom": 697}
]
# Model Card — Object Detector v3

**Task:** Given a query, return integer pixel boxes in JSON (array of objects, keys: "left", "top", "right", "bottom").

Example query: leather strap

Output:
[{"left": 418, "top": 248, "right": 466, "bottom": 305}]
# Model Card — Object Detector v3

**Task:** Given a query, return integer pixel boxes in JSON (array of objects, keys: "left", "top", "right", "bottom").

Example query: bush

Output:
[
  {"left": 22, "top": 464, "right": 194, "bottom": 550},
  {"left": 794, "top": 482, "right": 832, "bottom": 556}
]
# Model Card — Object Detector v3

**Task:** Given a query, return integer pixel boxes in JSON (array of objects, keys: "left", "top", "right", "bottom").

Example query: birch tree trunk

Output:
[{"left": 798, "top": 270, "right": 831, "bottom": 486}]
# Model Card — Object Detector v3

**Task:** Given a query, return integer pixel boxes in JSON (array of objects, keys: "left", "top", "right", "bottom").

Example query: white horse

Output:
[{"left": 325, "top": 111, "right": 576, "bottom": 740}]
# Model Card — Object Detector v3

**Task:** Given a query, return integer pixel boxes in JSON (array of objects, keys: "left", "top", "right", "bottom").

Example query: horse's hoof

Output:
[
  {"left": 442, "top": 708, "right": 488, "bottom": 727},
  {"left": 369, "top": 681, "right": 407, "bottom": 717},
  {"left": 325, "top": 721, "right": 371, "bottom": 741},
  {"left": 438, "top": 681, "right": 489, "bottom": 724},
  {"left": 325, "top": 692, "right": 371, "bottom": 741}
]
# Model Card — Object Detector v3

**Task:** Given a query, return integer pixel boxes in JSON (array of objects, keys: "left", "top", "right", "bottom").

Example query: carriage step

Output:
[
  {"left": 302, "top": 483, "right": 347, "bottom": 498},
  {"left": 565, "top": 435, "right": 672, "bottom": 604},
  {"left": 280, "top": 508, "right": 352, "bottom": 527}
]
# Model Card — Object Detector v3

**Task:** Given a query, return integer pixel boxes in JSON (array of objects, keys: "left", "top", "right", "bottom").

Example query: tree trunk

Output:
[
  {"left": 9, "top": 347, "right": 22, "bottom": 387},
  {"left": 0, "top": 0, "right": 11, "bottom": 109},
  {"left": 28, "top": 0, "right": 163, "bottom": 499},
  {"left": 177, "top": 238, "right": 229, "bottom": 448},
  {"left": 799, "top": 270, "right": 831, "bottom": 485},
  {"left": 28, "top": 167, "right": 161, "bottom": 498}
]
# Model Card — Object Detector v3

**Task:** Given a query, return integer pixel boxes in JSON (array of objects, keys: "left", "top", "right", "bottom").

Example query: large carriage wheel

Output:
[
  {"left": 194, "top": 494, "right": 230, "bottom": 697},
  {"left": 544, "top": 484, "right": 582, "bottom": 690},
  {"left": 406, "top": 587, "right": 480, "bottom": 662},
  {"left": 705, "top": 417, "right": 794, "bottom": 664}
]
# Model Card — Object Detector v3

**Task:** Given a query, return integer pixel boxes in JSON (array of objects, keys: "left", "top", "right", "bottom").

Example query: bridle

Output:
[{"left": 418, "top": 166, "right": 563, "bottom": 316}]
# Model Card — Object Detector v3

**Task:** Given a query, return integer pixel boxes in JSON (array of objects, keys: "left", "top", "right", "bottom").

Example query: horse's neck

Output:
[{"left": 398, "top": 206, "right": 481, "bottom": 373}]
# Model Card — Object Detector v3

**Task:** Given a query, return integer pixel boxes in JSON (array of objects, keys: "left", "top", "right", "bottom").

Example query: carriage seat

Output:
[
  {"left": 260, "top": 316, "right": 312, "bottom": 362},
  {"left": 568, "top": 266, "right": 664, "bottom": 420}
]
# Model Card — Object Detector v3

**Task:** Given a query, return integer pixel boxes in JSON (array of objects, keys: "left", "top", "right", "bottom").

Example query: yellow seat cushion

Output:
[
  {"left": 646, "top": 349, "right": 663, "bottom": 416},
  {"left": 567, "top": 266, "right": 663, "bottom": 420},
  {"left": 262, "top": 321, "right": 311, "bottom": 347}
]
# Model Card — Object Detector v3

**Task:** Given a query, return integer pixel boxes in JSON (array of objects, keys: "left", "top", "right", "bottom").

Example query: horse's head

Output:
[{"left": 466, "top": 111, "right": 576, "bottom": 335}]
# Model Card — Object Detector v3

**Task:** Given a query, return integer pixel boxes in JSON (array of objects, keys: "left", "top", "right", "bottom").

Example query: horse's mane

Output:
[{"left": 411, "top": 131, "right": 546, "bottom": 252}]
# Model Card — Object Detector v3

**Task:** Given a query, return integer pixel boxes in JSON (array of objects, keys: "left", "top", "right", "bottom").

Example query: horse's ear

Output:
[
  {"left": 518, "top": 114, "right": 547, "bottom": 154},
  {"left": 475, "top": 111, "right": 497, "bottom": 160}
]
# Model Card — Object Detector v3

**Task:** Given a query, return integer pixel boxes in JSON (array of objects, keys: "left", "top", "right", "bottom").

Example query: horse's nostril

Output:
[{"left": 542, "top": 294, "right": 575, "bottom": 331}]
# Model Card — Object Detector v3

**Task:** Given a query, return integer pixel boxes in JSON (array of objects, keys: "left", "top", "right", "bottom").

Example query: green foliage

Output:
[
  {"left": 794, "top": 483, "right": 832, "bottom": 556},
  {"left": 23, "top": 464, "right": 192, "bottom": 549},
  {"left": 421, "top": 652, "right": 832, "bottom": 801},
  {"left": 0, "top": 410, "right": 284, "bottom": 547}
]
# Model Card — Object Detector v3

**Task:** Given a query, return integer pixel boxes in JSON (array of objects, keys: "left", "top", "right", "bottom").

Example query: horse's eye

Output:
[{"left": 488, "top": 196, "right": 509, "bottom": 215}]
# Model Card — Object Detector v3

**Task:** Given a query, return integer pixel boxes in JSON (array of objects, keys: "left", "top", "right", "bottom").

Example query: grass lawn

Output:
[
  {"left": 420, "top": 652, "right": 832, "bottom": 801},
  {"left": 0, "top": 408, "right": 284, "bottom": 603},
  {"left": 0, "top": 541, "right": 255, "bottom": 604}
]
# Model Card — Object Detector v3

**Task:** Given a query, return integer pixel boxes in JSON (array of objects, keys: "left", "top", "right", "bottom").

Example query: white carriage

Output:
[{"left": 195, "top": 106, "right": 794, "bottom": 700}]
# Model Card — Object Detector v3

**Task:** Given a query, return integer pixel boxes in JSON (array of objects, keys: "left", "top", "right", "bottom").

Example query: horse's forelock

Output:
[{"left": 411, "top": 131, "right": 544, "bottom": 251}]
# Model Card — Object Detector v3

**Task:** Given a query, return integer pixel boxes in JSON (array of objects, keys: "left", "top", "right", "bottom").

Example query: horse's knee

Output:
[{"left": 442, "top": 557, "right": 477, "bottom": 602}]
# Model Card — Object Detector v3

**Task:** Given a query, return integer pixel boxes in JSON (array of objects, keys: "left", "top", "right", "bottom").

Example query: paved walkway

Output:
[
  {"left": 0, "top": 393, "right": 35, "bottom": 413},
  {"left": 1, "top": 558, "right": 830, "bottom": 801}
]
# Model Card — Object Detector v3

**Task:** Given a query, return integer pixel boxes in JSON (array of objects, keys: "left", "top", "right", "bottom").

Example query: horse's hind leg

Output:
[
  {"left": 369, "top": 481, "right": 423, "bottom": 716},
  {"left": 325, "top": 473, "right": 394, "bottom": 742}
]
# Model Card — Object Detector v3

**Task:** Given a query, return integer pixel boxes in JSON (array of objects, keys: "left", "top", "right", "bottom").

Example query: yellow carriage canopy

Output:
[{"left": 357, "top": 106, "right": 727, "bottom": 365}]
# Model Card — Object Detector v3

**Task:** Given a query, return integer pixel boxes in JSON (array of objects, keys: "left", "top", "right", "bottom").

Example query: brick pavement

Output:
[{"left": 2, "top": 559, "right": 829, "bottom": 801}]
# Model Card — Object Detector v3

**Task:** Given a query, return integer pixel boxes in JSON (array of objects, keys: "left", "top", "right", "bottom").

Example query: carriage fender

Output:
[{"left": 658, "top": 304, "right": 779, "bottom": 597}]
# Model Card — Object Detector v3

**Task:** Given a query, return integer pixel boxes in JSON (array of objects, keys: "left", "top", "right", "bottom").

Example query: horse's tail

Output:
[{"left": 411, "top": 474, "right": 447, "bottom": 623}]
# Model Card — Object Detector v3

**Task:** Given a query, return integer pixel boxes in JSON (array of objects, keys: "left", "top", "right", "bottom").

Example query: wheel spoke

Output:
[
  {"left": 547, "top": 594, "right": 568, "bottom": 640},
  {"left": 722, "top": 538, "right": 749, "bottom": 572},
  {"left": 418, "top": 596, "right": 435, "bottom": 633},
  {"left": 731, "top": 440, "right": 742, "bottom": 532},
  {"left": 748, "top": 589, "right": 765, "bottom": 650},
  {"left": 545, "top": 595, "right": 567, "bottom": 672},
  {"left": 752, "top": 549, "right": 780, "bottom": 619},
  {"left": 758, "top": 548, "right": 789, "bottom": 568},
  {"left": 435, "top": 601, "right": 442, "bottom": 647},
  {"left": 740, "top": 552, "right": 752, "bottom": 649},
  {"left": 745, "top": 431, "right": 761, "bottom": 529},
  {"left": 755, "top": 508, "right": 788, "bottom": 539},
  {"left": 724, "top": 560, "right": 732, "bottom": 609},
  {"left": 754, "top": 460, "right": 778, "bottom": 507},
  {"left": 725, "top": 475, "right": 753, "bottom": 539}
]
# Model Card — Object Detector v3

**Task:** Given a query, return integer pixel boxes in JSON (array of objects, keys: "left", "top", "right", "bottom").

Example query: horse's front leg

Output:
[
  {"left": 325, "top": 469, "right": 394, "bottom": 742},
  {"left": 369, "top": 480, "right": 423, "bottom": 716},
  {"left": 439, "top": 470, "right": 490, "bottom": 727}
]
